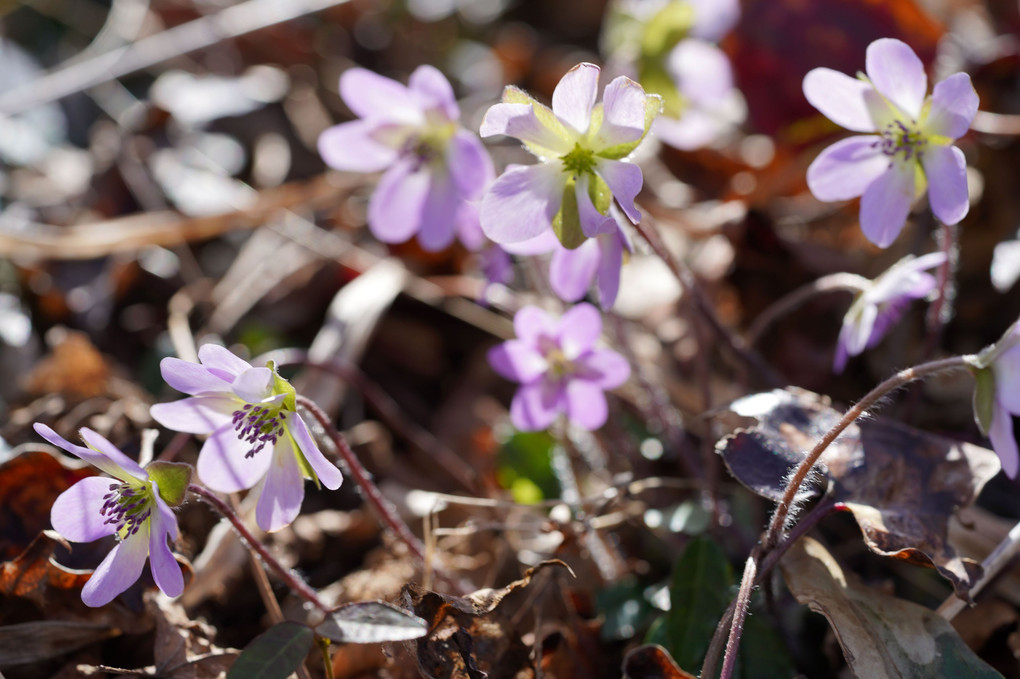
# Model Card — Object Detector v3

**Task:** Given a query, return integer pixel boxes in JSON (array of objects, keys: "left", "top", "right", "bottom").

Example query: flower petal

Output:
[
  {"left": 995, "top": 344, "right": 1020, "bottom": 413},
  {"left": 557, "top": 302, "right": 602, "bottom": 359},
  {"left": 802, "top": 68, "right": 878, "bottom": 133},
  {"left": 488, "top": 340, "right": 547, "bottom": 383},
  {"left": 550, "top": 238, "right": 600, "bottom": 302},
  {"left": 50, "top": 477, "right": 120, "bottom": 543},
  {"left": 989, "top": 401, "right": 1019, "bottom": 478},
  {"left": 480, "top": 103, "right": 573, "bottom": 157},
  {"left": 592, "top": 76, "right": 648, "bottom": 149},
  {"left": 552, "top": 63, "right": 600, "bottom": 135},
  {"left": 595, "top": 229, "right": 624, "bottom": 309},
  {"left": 670, "top": 40, "right": 734, "bottom": 108},
  {"left": 564, "top": 380, "right": 609, "bottom": 430},
  {"left": 867, "top": 252, "right": 946, "bottom": 303},
  {"left": 197, "top": 344, "right": 253, "bottom": 381},
  {"left": 340, "top": 68, "right": 420, "bottom": 123},
  {"left": 415, "top": 169, "right": 460, "bottom": 252},
  {"left": 510, "top": 381, "right": 563, "bottom": 431},
  {"left": 859, "top": 162, "right": 915, "bottom": 248},
  {"left": 408, "top": 64, "right": 459, "bottom": 121},
  {"left": 287, "top": 413, "right": 343, "bottom": 489},
  {"left": 924, "top": 72, "right": 978, "bottom": 140},
  {"left": 575, "top": 174, "right": 616, "bottom": 238},
  {"left": 480, "top": 164, "right": 566, "bottom": 244},
  {"left": 148, "top": 501, "right": 184, "bottom": 597},
  {"left": 81, "top": 529, "right": 150, "bottom": 607},
  {"left": 501, "top": 229, "right": 560, "bottom": 256},
  {"left": 160, "top": 357, "right": 232, "bottom": 396},
  {"left": 368, "top": 158, "right": 430, "bottom": 244},
  {"left": 806, "top": 135, "right": 889, "bottom": 201},
  {"left": 151, "top": 395, "right": 237, "bottom": 434},
  {"left": 866, "top": 38, "right": 927, "bottom": 120},
  {"left": 35, "top": 424, "right": 143, "bottom": 482},
  {"left": 255, "top": 442, "right": 305, "bottom": 532},
  {"left": 197, "top": 423, "right": 274, "bottom": 492},
  {"left": 652, "top": 111, "right": 723, "bottom": 151},
  {"left": 318, "top": 120, "right": 399, "bottom": 173},
  {"left": 514, "top": 306, "right": 557, "bottom": 344},
  {"left": 232, "top": 367, "right": 274, "bottom": 403},
  {"left": 843, "top": 302, "right": 879, "bottom": 358},
  {"left": 578, "top": 348, "right": 630, "bottom": 389},
  {"left": 595, "top": 159, "right": 643, "bottom": 224},
  {"left": 687, "top": 0, "right": 740, "bottom": 41},
  {"left": 922, "top": 144, "right": 969, "bottom": 225},
  {"left": 448, "top": 130, "right": 494, "bottom": 199}
]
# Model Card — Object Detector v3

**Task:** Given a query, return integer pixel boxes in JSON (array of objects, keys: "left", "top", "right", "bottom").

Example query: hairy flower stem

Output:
[
  {"left": 746, "top": 273, "right": 870, "bottom": 346},
  {"left": 188, "top": 484, "right": 331, "bottom": 614},
  {"left": 631, "top": 218, "right": 783, "bottom": 387},
  {"left": 708, "top": 356, "right": 971, "bottom": 678},
  {"left": 923, "top": 221, "right": 959, "bottom": 359},
  {"left": 295, "top": 395, "right": 467, "bottom": 593}
]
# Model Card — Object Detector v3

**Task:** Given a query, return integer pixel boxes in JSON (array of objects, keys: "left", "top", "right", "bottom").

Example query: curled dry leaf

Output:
[
  {"left": 404, "top": 559, "right": 575, "bottom": 679},
  {"left": 622, "top": 644, "right": 697, "bottom": 679},
  {"left": 718, "top": 388, "right": 1000, "bottom": 599},
  {"left": 780, "top": 537, "right": 1002, "bottom": 679}
]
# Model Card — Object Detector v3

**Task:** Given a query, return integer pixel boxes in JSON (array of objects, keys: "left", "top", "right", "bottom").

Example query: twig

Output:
[
  {"left": 971, "top": 110, "right": 1020, "bottom": 135},
  {"left": 0, "top": 0, "right": 353, "bottom": 115},
  {"left": 188, "top": 484, "right": 331, "bottom": 614},
  {"left": 631, "top": 219, "right": 783, "bottom": 387},
  {"left": 746, "top": 273, "right": 869, "bottom": 346},
  {"left": 938, "top": 518, "right": 1020, "bottom": 620},
  {"left": 294, "top": 395, "right": 468, "bottom": 592}
]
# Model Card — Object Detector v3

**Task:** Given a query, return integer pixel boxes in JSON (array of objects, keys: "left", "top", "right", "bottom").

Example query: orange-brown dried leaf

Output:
[
  {"left": 719, "top": 388, "right": 999, "bottom": 600},
  {"left": 0, "top": 530, "right": 89, "bottom": 602},
  {"left": 622, "top": 645, "right": 697, "bottom": 679},
  {"left": 24, "top": 331, "right": 110, "bottom": 399},
  {"left": 0, "top": 451, "right": 94, "bottom": 559}
]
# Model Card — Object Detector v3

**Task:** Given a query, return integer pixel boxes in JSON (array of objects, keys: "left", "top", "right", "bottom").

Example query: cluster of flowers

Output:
[{"left": 38, "top": 3, "right": 1020, "bottom": 613}]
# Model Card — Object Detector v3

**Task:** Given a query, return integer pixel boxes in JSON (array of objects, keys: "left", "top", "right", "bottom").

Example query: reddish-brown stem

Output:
[
  {"left": 188, "top": 484, "right": 331, "bottom": 614},
  {"left": 923, "top": 221, "right": 958, "bottom": 359}
]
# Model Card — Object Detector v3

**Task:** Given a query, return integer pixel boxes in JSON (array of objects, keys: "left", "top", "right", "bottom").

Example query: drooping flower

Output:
[
  {"left": 600, "top": 0, "right": 743, "bottom": 150},
  {"left": 504, "top": 206, "right": 633, "bottom": 309},
  {"left": 35, "top": 424, "right": 187, "bottom": 607},
  {"left": 803, "top": 38, "right": 978, "bottom": 248},
  {"left": 970, "top": 319, "right": 1020, "bottom": 478},
  {"left": 150, "top": 344, "right": 343, "bottom": 532},
  {"left": 317, "top": 65, "right": 494, "bottom": 252},
  {"left": 833, "top": 252, "right": 946, "bottom": 373},
  {"left": 488, "top": 304, "right": 631, "bottom": 430},
  {"left": 479, "top": 63, "right": 660, "bottom": 249}
]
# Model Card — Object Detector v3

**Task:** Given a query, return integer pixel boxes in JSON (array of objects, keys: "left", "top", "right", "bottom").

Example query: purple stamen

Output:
[{"left": 231, "top": 404, "right": 286, "bottom": 458}]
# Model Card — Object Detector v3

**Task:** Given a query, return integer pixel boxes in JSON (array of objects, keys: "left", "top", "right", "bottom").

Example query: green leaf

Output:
[
  {"left": 640, "top": 2, "right": 696, "bottom": 61},
  {"left": 147, "top": 461, "right": 192, "bottom": 507},
  {"left": 227, "top": 622, "right": 313, "bottom": 679},
  {"left": 972, "top": 367, "right": 996, "bottom": 436},
  {"left": 657, "top": 536, "right": 733, "bottom": 670},
  {"left": 315, "top": 601, "right": 428, "bottom": 643},
  {"left": 596, "top": 578, "right": 660, "bottom": 641},
  {"left": 498, "top": 430, "right": 559, "bottom": 501},
  {"left": 553, "top": 178, "right": 587, "bottom": 250},
  {"left": 739, "top": 608, "right": 796, "bottom": 679}
]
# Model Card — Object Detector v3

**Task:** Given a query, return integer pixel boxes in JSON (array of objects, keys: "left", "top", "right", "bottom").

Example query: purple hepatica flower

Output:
[
  {"left": 833, "top": 252, "right": 946, "bottom": 373},
  {"left": 479, "top": 63, "right": 660, "bottom": 249},
  {"left": 35, "top": 424, "right": 185, "bottom": 607},
  {"left": 317, "top": 65, "right": 494, "bottom": 252},
  {"left": 971, "top": 320, "right": 1020, "bottom": 478},
  {"left": 488, "top": 304, "right": 631, "bottom": 431},
  {"left": 505, "top": 206, "right": 633, "bottom": 309},
  {"left": 150, "top": 345, "right": 343, "bottom": 532},
  {"left": 803, "top": 38, "right": 978, "bottom": 248}
]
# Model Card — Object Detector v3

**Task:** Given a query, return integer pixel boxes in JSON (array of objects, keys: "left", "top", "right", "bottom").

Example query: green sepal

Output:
[
  {"left": 147, "top": 461, "right": 193, "bottom": 507},
  {"left": 501, "top": 86, "right": 572, "bottom": 158},
  {"left": 588, "top": 172, "right": 612, "bottom": 215},
  {"left": 972, "top": 367, "right": 996, "bottom": 436},
  {"left": 553, "top": 178, "right": 586, "bottom": 250},
  {"left": 640, "top": 2, "right": 696, "bottom": 62},
  {"left": 267, "top": 360, "right": 298, "bottom": 411},
  {"left": 598, "top": 90, "right": 663, "bottom": 160}
]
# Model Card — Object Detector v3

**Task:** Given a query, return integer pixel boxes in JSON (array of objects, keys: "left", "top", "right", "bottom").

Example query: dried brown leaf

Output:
[{"left": 622, "top": 645, "right": 697, "bottom": 679}]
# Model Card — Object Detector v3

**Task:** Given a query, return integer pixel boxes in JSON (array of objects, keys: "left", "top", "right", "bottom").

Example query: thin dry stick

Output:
[
  {"left": 188, "top": 484, "right": 331, "bottom": 614},
  {"left": 746, "top": 273, "right": 869, "bottom": 346},
  {"left": 631, "top": 219, "right": 783, "bottom": 387},
  {"left": 939, "top": 518, "right": 1020, "bottom": 620},
  {"left": 971, "top": 110, "right": 1020, "bottom": 135},
  {"left": 295, "top": 394, "right": 468, "bottom": 593},
  {"left": 0, "top": 0, "right": 352, "bottom": 115}
]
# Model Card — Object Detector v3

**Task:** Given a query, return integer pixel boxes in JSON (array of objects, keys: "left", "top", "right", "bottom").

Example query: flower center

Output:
[
  {"left": 232, "top": 404, "right": 285, "bottom": 458},
  {"left": 561, "top": 143, "right": 597, "bottom": 177},
  {"left": 401, "top": 121, "right": 456, "bottom": 171},
  {"left": 539, "top": 337, "right": 576, "bottom": 379},
  {"left": 101, "top": 481, "right": 153, "bottom": 537},
  {"left": 875, "top": 120, "right": 927, "bottom": 162}
]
